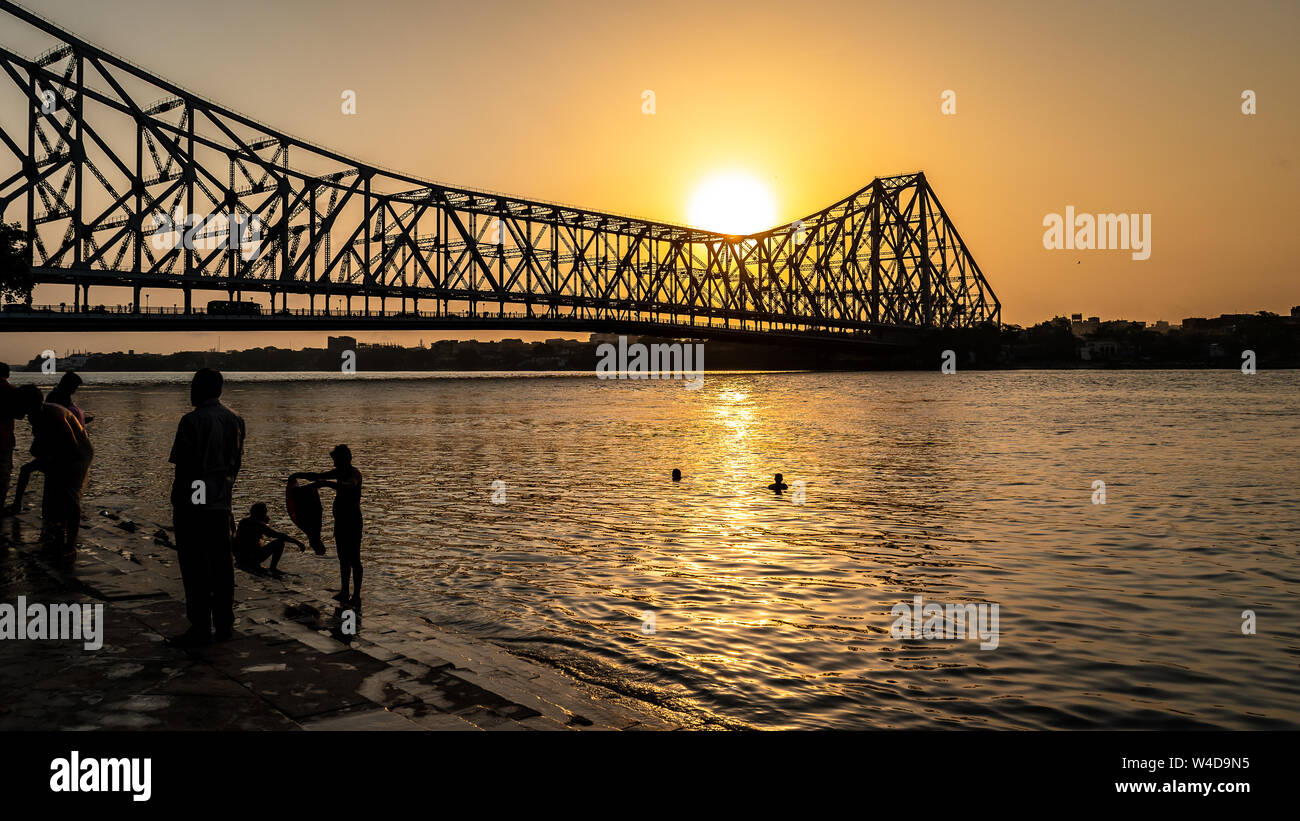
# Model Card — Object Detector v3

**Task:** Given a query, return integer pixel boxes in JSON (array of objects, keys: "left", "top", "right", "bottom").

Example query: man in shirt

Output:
[{"left": 168, "top": 368, "right": 245, "bottom": 647}]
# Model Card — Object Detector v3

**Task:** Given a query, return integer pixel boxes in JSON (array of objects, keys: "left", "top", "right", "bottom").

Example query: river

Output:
[{"left": 10, "top": 368, "right": 1299, "bottom": 729}]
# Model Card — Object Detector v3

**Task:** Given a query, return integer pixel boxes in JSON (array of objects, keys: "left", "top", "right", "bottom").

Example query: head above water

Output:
[
  {"left": 671, "top": 468, "right": 682, "bottom": 481},
  {"left": 190, "top": 368, "right": 223, "bottom": 406},
  {"left": 250, "top": 502, "right": 269, "bottom": 522},
  {"left": 330, "top": 444, "right": 352, "bottom": 466},
  {"left": 774, "top": 473, "right": 783, "bottom": 483},
  {"left": 0, "top": 362, "right": 9, "bottom": 379}
]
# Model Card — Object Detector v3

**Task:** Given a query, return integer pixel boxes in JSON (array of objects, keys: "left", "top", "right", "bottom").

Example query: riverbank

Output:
[{"left": 0, "top": 498, "right": 686, "bottom": 731}]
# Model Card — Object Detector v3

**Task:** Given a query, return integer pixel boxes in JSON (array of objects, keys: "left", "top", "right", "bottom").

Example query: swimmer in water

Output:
[
  {"left": 767, "top": 473, "right": 788, "bottom": 492},
  {"left": 671, "top": 468, "right": 682, "bottom": 482}
]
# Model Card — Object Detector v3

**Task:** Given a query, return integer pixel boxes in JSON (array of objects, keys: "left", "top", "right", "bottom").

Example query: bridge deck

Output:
[{"left": 0, "top": 304, "right": 912, "bottom": 348}]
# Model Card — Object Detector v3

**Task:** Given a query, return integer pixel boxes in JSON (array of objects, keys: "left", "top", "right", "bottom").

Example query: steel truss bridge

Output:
[{"left": 0, "top": 1, "right": 999, "bottom": 346}]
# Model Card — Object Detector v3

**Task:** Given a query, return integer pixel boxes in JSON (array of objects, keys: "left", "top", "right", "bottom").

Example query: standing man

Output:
[
  {"left": 7, "top": 384, "right": 93, "bottom": 551},
  {"left": 290, "top": 444, "right": 362, "bottom": 606},
  {"left": 169, "top": 368, "right": 245, "bottom": 647},
  {"left": 0, "top": 363, "right": 16, "bottom": 510}
]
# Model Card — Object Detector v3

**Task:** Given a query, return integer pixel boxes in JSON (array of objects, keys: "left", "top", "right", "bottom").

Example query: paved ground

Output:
[{"left": 0, "top": 499, "right": 682, "bottom": 731}]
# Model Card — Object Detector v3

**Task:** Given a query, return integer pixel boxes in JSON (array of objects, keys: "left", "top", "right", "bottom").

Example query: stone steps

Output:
[{"left": 0, "top": 503, "right": 681, "bottom": 732}]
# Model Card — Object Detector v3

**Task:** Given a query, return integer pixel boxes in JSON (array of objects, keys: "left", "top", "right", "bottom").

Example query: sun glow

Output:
[{"left": 687, "top": 172, "right": 778, "bottom": 236}]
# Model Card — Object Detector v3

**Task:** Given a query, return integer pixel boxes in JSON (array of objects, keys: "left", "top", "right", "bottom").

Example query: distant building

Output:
[
  {"left": 1069, "top": 314, "right": 1100, "bottom": 336},
  {"left": 327, "top": 335, "right": 356, "bottom": 352},
  {"left": 1181, "top": 314, "right": 1253, "bottom": 335},
  {"left": 1079, "top": 339, "right": 1119, "bottom": 360}
]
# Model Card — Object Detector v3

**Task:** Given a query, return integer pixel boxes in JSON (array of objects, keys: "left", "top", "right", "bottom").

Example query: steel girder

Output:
[{"left": 0, "top": 1, "right": 1000, "bottom": 336}]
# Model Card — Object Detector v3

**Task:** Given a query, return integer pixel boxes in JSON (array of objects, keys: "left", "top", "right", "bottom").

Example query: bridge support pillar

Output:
[
  {"left": 183, "top": 288, "right": 191, "bottom": 315},
  {"left": 132, "top": 286, "right": 141, "bottom": 313}
]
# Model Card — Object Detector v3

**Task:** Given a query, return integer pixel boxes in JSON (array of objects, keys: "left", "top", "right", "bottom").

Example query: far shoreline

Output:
[{"left": 10, "top": 364, "right": 1300, "bottom": 377}]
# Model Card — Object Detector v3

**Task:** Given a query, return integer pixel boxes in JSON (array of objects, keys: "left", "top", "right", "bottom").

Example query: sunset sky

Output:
[{"left": 1, "top": 0, "right": 1297, "bottom": 361}]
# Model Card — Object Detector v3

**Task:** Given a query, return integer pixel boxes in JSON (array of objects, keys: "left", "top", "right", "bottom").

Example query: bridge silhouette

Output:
[{"left": 0, "top": 1, "right": 1000, "bottom": 348}]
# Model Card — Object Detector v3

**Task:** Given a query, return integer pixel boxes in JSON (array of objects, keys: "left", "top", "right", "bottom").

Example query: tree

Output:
[{"left": 0, "top": 221, "right": 34, "bottom": 303}]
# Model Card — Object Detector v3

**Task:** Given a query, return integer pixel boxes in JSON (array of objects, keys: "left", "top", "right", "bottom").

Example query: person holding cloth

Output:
[{"left": 289, "top": 444, "right": 363, "bottom": 606}]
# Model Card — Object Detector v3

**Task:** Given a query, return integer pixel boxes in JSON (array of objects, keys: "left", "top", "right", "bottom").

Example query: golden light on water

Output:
[
  {"left": 713, "top": 389, "right": 753, "bottom": 439},
  {"left": 687, "top": 173, "right": 777, "bottom": 235}
]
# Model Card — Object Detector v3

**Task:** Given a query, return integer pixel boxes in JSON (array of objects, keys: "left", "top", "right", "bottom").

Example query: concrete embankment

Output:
[{"left": 0, "top": 498, "right": 684, "bottom": 731}]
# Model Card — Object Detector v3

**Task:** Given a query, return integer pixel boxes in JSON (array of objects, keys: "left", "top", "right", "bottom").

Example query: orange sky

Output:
[{"left": 2, "top": 0, "right": 1298, "bottom": 361}]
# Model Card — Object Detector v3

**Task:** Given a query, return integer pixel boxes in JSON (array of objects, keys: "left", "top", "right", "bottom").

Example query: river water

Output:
[{"left": 11, "top": 369, "right": 1299, "bottom": 729}]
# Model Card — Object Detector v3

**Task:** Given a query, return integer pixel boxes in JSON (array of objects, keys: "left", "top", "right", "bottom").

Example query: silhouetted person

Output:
[
  {"left": 168, "top": 368, "right": 245, "bottom": 647},
  {"left": 671, "top": 468, "right": 682, "bottom": 482},
  {"left": 46, "top": 370, "right": 91, "bottom": 426},
  {"left": 0, "top": 363, "right": 15, "bottom": 511},
  {"left": 8, "top": 384, "right": 93, "bottom": 551},
  {"left": 767, "top": 473, "right": 788, "bottom": 493},
  {"left": 234, "top": 502, "right": 304, "bottom": 577},
  {"left": 290, "top": 444, "right": 362, "bottom": 606}
]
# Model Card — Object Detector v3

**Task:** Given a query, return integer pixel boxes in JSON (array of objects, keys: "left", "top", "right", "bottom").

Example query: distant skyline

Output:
[{"left": 2, "top": 0, "right": 1298, "bottom": 361}]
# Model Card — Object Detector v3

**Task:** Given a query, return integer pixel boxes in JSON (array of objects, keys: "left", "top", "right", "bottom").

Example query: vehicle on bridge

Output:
[{"left": 206, "top": 300, "right": 263, "bottom": 316}]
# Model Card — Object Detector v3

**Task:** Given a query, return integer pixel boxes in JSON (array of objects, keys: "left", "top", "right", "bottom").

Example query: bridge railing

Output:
[{"left": 0, "top": 304, "right": 545, "bottom": 319}]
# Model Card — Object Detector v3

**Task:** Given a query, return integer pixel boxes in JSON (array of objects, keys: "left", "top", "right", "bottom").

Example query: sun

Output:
[{"left": 687, "top": 172, "right": 777, "bottom": 236}]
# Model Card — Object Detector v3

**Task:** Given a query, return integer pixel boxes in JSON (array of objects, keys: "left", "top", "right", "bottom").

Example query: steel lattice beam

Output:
[{"left": 0, "top": 0, "right": 1000, "bottom": 340}]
